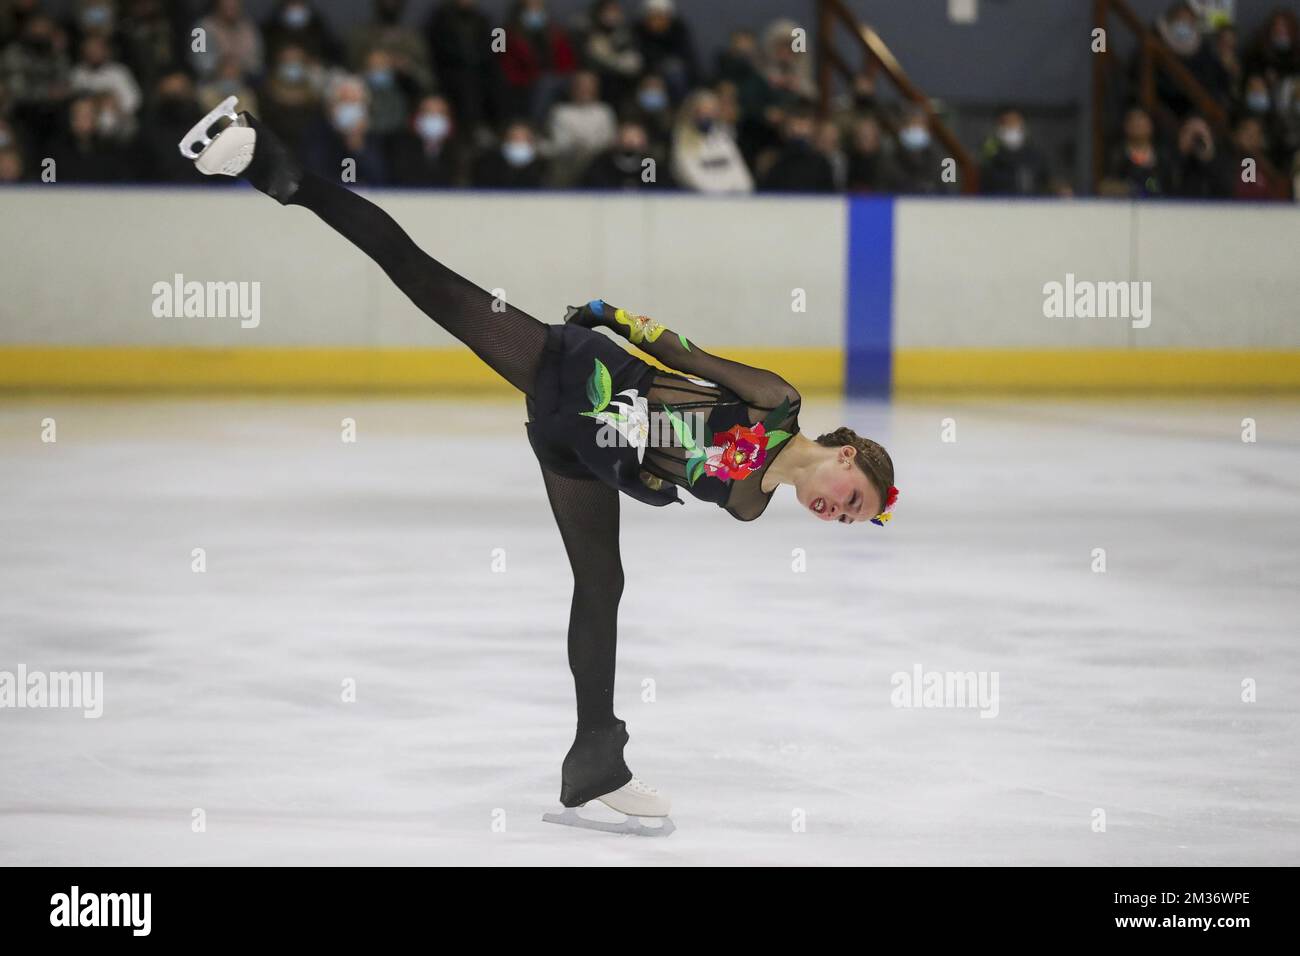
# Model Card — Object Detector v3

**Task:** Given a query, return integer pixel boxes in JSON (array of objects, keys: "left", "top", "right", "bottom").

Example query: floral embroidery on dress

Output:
[
  {"left": 662, "top": 396, "right": 793, "bottom": 487},
  {"left": 581, "top": 358, "right": 651, "bottom": 461},
  {"left": 614, "top": 308, "right": 666, "bottom": 344}
]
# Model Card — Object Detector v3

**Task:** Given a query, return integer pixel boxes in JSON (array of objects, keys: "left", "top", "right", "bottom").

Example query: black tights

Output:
[{"left": 289, "top": 173, "right": 631, "bottom": 805}]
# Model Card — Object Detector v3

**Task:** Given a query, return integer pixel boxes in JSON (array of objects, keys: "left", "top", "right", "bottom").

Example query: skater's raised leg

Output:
[{"left": 186, "top": 102, "right": 548, "bottom": 396}]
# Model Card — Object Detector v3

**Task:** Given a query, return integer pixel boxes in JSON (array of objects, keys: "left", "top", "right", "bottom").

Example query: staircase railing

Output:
[{"left": 815, "top": 0, "right": 980, "bottom": 194}]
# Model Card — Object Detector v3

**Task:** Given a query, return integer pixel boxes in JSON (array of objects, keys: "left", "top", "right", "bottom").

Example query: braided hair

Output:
[{"left": 815, "top": 427, "right": 894, "bottom": 514}]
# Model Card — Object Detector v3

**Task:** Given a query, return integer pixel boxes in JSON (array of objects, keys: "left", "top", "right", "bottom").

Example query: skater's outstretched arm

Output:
[{"left": 566, "top": 300, "right": 800, "bottom": 413}]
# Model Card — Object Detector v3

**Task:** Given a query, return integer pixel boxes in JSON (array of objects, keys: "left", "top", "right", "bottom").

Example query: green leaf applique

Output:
[
  {"left": 765, "top": 429, "right": 792, "bottom": 451},
  {"left": 678, "top": 333, "right": 691, "bottom": 351},
  {"left": 584, "top": 358, "right": 612, "bottom": 414},
  {"left": 761, "top": 396, "right": 791, "bottom": 433}
]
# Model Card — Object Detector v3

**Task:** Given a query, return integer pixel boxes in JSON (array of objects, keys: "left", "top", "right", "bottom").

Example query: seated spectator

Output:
[
  {"left": 545, "top": 68, "right": 616, "bottom": 186},
  {"left": 1172, "top": 114, "right": 1228, "bottom": 197},
  {"left": 70, "top": 34, "right": 141, "bottom": 131},
  {"left": 1227, "top": 114, "right": 1290, "bottom": 199},
  {"left": 980, "top": 108, "right": 1050, "bottom": 196},
  {"left": 761, "top": 18, "right": 816, "bottom": 104},
  {"left": 1, "top": 13, "right": 72, "bottom": 148},
  {"left": 845, "top": 113, "right": 899, "bottom": 193},
  {"left": 138, "top": 69, "right": 209, "bottom": 182},
  {"left": 260, "top": 43, "right": 322, "bottom": 153},
  {"left": 306, "top": 74, "right": 389, "bottom": 184},
  {"left": 1149, "top": 2, "right": 1230, "bottom": 113},
  {"left": 48, "top": 93, "right": 130, "bottom": 181},
  {"left": 815, "top": 118, "right": 846, "bottom": 190},
  {"left": 192, "top": 0, "right": 263, "bottom": 81},
  {"left": 348, "top": 0, "right": 433, "bottom": 93},
  {"left": 389, "top": 94, "right": 466, "bottom": 186},
  {"left": 625, "top": 71, "right": 673, "bottom": 153},
  {"left": 116, "top": 0, "right": 181, "bottom": 96},
  {"left": 581, "top": 118, "right": 658, "bottom": 190},
  {"left": 635, "top": 0, "right": 696, "bottom": 101},
  {"left": 473, "top": 119, "right": 547, "bottom": 188},
  {"left": 581, "top": 0, "right": 643, "bottom": 109},
  {"left": 670, "top": 88, "right": 752, "bottom": 194},
  {"left": 1211, "top": 24, "right": 1243, "bottom": 103},
  {"left": 1103, "top": 105, "right": 1170, "bottom": 197},
  {"left": 757, "top": 105, "right": 834, "bottom": 193},
  {"left": 197, "top": 54, "right": 259, "bottom": 113},
  {"left": 893, "top": 104, "right": 957, "bottom": 195},
  {"left": 0, "top": 144, "right": 22, "bottom": 181},
  {"left": 426, "top": 0, "right": 496, "bottom": 140},
  {"left": 501, "top": 0, "right": 577, "bottom": 124},
  {"left": 263, "top": 1, "right": 342, "bottom": 66},
  {"left": 1243, "top": 7, "right": 1300, "bottom": 87},
  {"left": 361, "top": 47, "right": 411, "bottom": 137}
]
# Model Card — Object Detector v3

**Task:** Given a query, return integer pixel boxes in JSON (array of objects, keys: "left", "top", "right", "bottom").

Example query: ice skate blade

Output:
[
  {"left": 177, "top": 95, "right": 256, "bottom": 175},
  {"left": 542, "top": 807, "right": 676, "bottom": 838}
]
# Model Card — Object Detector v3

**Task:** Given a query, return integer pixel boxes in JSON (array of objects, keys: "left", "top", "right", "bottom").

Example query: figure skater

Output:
[{"left": 180, "top": 99, "right": 897, "bottom": 835}]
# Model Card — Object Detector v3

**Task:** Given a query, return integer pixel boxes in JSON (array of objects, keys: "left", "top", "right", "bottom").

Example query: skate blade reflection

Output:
[{"left": 542, "top": 806, "right": 676, "bottom": 837}]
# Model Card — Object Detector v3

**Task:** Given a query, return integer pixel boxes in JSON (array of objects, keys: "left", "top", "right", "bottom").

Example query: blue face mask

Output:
[
  {"left": 279, "top": 61, "right": 306, "bottom": 84},
  {"left": 503, "top": 140, "right": 535, "bottom": 167},
  {"left": 1246, "top": 91, "right": 1270, "bottom": 113},
  {"left": 899, "top": 125, "right": 930, "bottom": 151},
  {"left": 82, "top": 6, "right": 111, "bottom": 28},
  {"left": 417, "top": 113, "right": 450, "bottom": 141},
  {"left": 638, "top": 89, "right": 667, "bottom": 112},
  {"left": 282, "top": 5, "right": 311, "bottom": 29},
  {"left": 1169, "top": 21, "right": 1199, "bottom": 46},
  {"left": 367, "top": 68, "right": 395, "bottom": 89},
  {"left": 333, "top": 102, "right": 366, "bottom": 132},
  {"left": 522, "top": 10, "right": 547, "bottom": 30}
]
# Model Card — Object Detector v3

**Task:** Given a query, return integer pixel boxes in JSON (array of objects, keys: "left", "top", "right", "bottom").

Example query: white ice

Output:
[{"left": 1, "top": 395, "right": 1297, "bottom": 865}]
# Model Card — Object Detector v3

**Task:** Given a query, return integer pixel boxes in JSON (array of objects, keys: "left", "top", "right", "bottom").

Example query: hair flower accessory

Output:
[{"left": 870, "top": 486, "right": 899, "bottom": 527}]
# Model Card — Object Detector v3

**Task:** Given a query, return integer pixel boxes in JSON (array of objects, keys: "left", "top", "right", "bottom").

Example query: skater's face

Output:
[{"left": 796, "top": 446, "right": 881, "bottom": 525}]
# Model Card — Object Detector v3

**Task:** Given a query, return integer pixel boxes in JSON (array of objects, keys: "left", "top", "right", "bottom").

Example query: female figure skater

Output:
[{"left": 181, "top": 100, "right": 897, "bottom": 835}]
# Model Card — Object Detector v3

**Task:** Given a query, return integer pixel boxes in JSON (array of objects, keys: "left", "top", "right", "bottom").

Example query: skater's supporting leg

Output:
[
  {"left": 286, "top": 172, "right": 548, "bottom": 396},
  {"left": 538, "top": 464, "right": 634, "bottom": 806}
]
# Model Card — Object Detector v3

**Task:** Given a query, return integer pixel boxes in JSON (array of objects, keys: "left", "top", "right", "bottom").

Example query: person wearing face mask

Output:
[
  {"left": 892, "top": 104, "right": 957, "bottom": 195},
  {"left": 348, "top": 0, "right": 434, "bottom": 94},
  {"left": 139, "top": 69, "right": 215, "bottom": 182},
  {"left": 305, "top": 74, "right": 389, "bottom": 184},
  {"left": 501, "top": 0, "right": 578, "bottom": 124},
  {"left": 623, "top": 72, "right": 672, "bottom": 153},
  {"left": 669, "top": 87, "right": 752, "bottom": 194},
  {"left": 191, "top": 0, "right": 263, "bottom": 81},
  {"left": 1145, "top": 2, "right": 1232, "bottom": 113},
  {"left": 582, "top": 0, "right": 643, "bottom": 109},
  {"left": 263, "top": 1, "right": 343, "bottom": 66},
  {"left": 580, "top": 118, "right": 660, "bottom": 190},
  {"left": 1225, "top": 113, "right": 1291, "bottom": 199},
  {"left": 473, "top": 119, "right": 547, "bottom": 188},
  {"left": 261, "top": 44, "right": 321, "bottom": 152},
  {"left": 426, "top": 0, "right": 499, "bottom": 140},
  {"left": 1, "top": 13, "right": 71, "bottom": 143},
  {"left": 390, "top": 94, "right": 466, "bottom": 186},
  {"left": 980, "top": 107, "right": 1050, "bottom": 196},
  {"left": 756, "top": 105, "right": 834, "bottom": 193},
  {"left": 635, "top": 0, "right": 697, "bottom": 102},
  {"left": 70, "top": 34, "right": 142, "bottom": 128},
  {"left": 49, "top": 92, "right": 129, "bottom": 181},
  {"left": 1243, "top": 8, "right": 1300, "bottom": 87},
  {"left": 360, "top": 46, "right": 410, "bottom": 137}
]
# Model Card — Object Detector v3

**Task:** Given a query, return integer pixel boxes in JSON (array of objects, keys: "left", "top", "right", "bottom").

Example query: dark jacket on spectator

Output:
[
  {"left": 981, "top": 141, "right": 1050, "bottom": 196},
  {"left": 389, "top": 131, "right": 466, "bottom": 187},
  {"left": 426, "top": 1, "right": 498, "bottom": 133},
  {"left": 759, "top": 141, "right": 835, "bottom": 193},
  {"left": 846, "top": 148, "right": 899, "bottom": 193},
  {"left": 473, "top": 149, "right": 546, "bottom": 189},
  {"left": 1106, "top": 143, "right": 1172, "bottom": 197},
  {"left": 305, "top": 121, "right": 389, "bottom": 185},
  {"left": 580, "top": 146, "right": 658, "bottom": 190}
]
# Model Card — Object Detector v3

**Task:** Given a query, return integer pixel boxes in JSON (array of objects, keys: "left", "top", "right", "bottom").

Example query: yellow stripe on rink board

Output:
[
  {"left": 895, "top": 350, "right": 1300, "bottom": 393},
  {"left": 0, "top": 347, "right": 845, "bottom": 392}
]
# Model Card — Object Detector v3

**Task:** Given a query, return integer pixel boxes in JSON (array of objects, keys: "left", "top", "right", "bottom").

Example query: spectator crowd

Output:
[{"left": 0, "top": 0, "right": 1295, "bottom": 201}]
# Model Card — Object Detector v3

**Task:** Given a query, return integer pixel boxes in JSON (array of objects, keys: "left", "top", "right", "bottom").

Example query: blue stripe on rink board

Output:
[{"left": 845, "top": 197, "right": 895, "bottom": 397}]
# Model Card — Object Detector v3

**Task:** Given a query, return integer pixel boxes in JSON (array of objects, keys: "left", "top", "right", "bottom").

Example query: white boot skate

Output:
[
  {"left": 177, "top": 95, "right": 256, "bottom": 176},
  {"left": 543, "top": 777, "right": 675, "bottom": 837}
]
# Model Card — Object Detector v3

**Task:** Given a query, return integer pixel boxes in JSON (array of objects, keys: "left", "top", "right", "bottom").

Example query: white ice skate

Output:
[
  {"left": 177, "top": 95, "right": 256, "bottom": 176},
  {"left": 543, "top": 777, "right": 675, "bottom": 837}
]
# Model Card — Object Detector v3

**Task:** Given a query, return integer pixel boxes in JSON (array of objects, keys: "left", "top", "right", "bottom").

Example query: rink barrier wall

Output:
[{"left": 2, "top": 189, "right": 1299, "bottom": 394}]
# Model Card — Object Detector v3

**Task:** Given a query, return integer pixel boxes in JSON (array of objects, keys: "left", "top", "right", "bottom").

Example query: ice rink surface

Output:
[{"left": 1, "top": 394, "right": 1297, "bottom": 866}]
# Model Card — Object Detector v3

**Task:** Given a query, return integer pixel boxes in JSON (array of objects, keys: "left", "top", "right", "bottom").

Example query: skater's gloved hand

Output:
[{"left": 563, "top": 299, "right": 617, "bottom": 332}]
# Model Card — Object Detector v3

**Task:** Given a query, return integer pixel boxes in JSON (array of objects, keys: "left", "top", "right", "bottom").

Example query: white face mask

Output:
[
  {"left": 998, "top": 125, "right": 1025, "bottom": 150},
  {"left": 503, "top": 140, "right": 535, "bottom": 167},
  {"left": 333, "top": 102, "right": 366, "bottom": 132},
  {"left": 899, "top": 125, "right": 930, "bottom": 152},
  {"left": 416, "top": 113, "right": 450, "bottom": 142}
]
